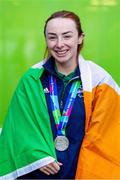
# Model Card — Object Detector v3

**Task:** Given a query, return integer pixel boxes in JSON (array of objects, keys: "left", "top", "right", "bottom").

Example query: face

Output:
[{"left": 45, "top": 18, "right": 83, "bottom": 65}]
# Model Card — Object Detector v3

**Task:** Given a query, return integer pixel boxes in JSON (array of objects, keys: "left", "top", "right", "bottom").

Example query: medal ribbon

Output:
[{"left": 49, "top": 75, "right": 80, "bottom": 136}]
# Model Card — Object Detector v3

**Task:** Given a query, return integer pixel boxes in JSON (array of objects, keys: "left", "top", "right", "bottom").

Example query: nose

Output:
[{"left": 56, "top": 37, "right": 64, "bottom": 48}]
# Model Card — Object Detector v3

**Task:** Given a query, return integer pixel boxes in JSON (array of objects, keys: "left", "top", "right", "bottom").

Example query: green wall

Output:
[{"left": 0, "top": 0, "right": 120, "bottom": 126}]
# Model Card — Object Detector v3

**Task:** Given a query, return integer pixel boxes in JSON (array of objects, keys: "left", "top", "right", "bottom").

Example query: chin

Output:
[
  {"left": 55, "top": 58, "right": 70, "bottom": 64},
  {"left": 53, "top": 54, "right": 72, "bottom": 64}
]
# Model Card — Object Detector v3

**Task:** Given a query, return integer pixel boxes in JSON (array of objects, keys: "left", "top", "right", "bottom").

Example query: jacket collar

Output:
[
  {"left": 30, "top": 55, "right": 89, "bottom": 83},
  {"left": 43, "top": 56, "right": 80, "bottom": 78}
]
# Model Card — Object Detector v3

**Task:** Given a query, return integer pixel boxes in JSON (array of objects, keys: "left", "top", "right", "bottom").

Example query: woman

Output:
[{"left": 0, "top": 10, "right": 120, "bottom": 179}]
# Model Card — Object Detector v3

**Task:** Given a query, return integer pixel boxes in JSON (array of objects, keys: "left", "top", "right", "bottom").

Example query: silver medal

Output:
[{"left": 54, "top": 136, "right": 69, "bottom": 151}]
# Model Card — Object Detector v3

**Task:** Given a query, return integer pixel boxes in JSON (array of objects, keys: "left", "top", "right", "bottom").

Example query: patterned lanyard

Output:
[{"left": 49, "top": 75, "right": 80, "bottom": 136}]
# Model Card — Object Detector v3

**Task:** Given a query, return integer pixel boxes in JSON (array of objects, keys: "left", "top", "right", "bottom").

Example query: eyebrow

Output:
[{"left": 47, "top": 31, "right": 73, "bottom": 35}]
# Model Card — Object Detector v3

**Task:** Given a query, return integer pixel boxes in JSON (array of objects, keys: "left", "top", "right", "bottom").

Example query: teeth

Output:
[{"left": 56, "top": 50, "right": 68, "bottom": 55}]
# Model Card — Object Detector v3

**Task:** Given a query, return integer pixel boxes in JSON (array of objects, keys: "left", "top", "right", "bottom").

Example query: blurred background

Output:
[{"left": 0, "top": 0, "right": 120, "bottom": 127}]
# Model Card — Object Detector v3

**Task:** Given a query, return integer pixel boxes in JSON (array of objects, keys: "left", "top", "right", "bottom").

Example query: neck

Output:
[{"left": 55, "top": 61, "right": 78, "bottom": 75}]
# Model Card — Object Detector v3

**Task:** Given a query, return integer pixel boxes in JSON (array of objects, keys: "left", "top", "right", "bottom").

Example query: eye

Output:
[
  {"left": 47, "top": 36, "right": 57, "bottom": 40},
  {"left": 63, "top": 35, "right": 72, "bottom": 39}
]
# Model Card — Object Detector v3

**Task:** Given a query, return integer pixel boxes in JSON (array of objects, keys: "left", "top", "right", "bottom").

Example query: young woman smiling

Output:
[{"left": 0, "top": 10, "right": 120, "bottom": 179}]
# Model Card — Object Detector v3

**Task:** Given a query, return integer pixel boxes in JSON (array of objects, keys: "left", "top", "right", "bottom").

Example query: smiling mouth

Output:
[{"left": 54, "top": 50, "right": 69, "bottom": 56}]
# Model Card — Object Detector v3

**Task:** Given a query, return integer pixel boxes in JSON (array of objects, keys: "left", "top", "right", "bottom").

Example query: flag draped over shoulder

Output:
[
  {"left": 76, "top": 57, "right": 120, "bottom": 178},
  {"left": 0, "top": 68, "right": 56, "bottom": 179},
  {"left": 1, "top": 56, "right": 120, "bottom": 179}
]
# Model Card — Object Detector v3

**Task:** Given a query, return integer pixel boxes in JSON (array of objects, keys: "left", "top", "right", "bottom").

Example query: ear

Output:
[{"left": 78, "top": 33, "right": 84, "bottom": 44}]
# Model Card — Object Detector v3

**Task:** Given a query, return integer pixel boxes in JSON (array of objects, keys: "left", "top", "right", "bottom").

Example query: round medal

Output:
[{"left": 54, "top": 136, "right": 69, "bottom": 151}]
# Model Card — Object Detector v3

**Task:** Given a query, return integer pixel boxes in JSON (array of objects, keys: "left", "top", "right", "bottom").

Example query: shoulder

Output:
[
  {"left": 16, "top": 59, "right": 46, "bottom": 91},
  {"left": 79, "top": 55, "right": 109, "bottom": 78},
  {"left": 21, "top": 59, "right": 46, "bottom": 81},
  {"left": 87, "top": 60, "right": 110, "bottom": 84},
  {"left": 79, "top": 55, "right": 120, "bottom": 93}
]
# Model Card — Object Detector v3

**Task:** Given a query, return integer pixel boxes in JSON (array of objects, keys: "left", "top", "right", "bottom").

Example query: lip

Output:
[{"left": 54, "top": 49, "right": 69, "bottom": 57}]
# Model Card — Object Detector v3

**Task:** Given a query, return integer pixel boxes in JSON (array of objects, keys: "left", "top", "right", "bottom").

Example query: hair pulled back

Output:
[{"left": 44, "top": 10, "right": 84, "bottom": 57}]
